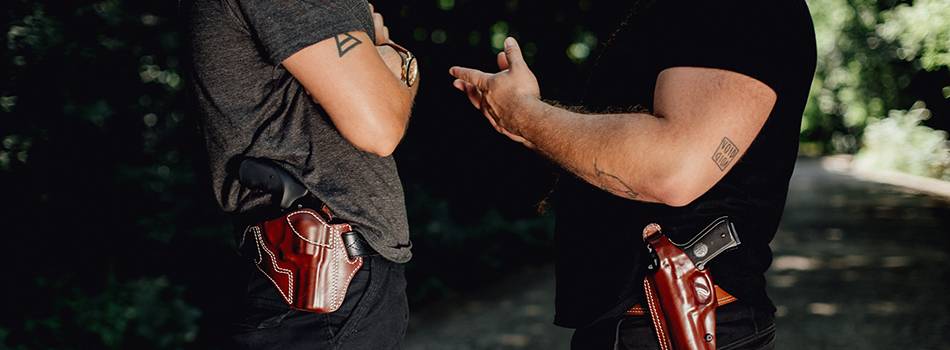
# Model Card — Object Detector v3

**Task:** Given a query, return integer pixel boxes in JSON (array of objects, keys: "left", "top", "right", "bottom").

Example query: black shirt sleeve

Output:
[
  {"left": 230, "top": 0, "right": 374, "bottom": 64},
  {"left": 654, "top": 0, "right": 784, "bottom": 92}
]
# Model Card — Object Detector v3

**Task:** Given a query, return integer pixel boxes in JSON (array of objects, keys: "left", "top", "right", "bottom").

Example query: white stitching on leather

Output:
[
  {"left": 331, "top": 225, "right": 341, "bottom": 309},
  {"left": 254, "top": 231, "right": 294, "bottom": 305},
  {"left": 251, "top": 208, "right": 366, "bottom": 312},
  {"left": 329, "top": 224, "right": 363, "bottom": 310},
  {"left": 249, "top": 226, "right": 263, "bottom": 264},
  {"left": 286, "top": 210, "right": 333, "bottom": 247},
  {"left": 644, "top": 278, "right": 671, "bottom": 350}
]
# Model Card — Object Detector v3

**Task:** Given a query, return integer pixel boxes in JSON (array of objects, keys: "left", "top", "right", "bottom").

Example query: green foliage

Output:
[
  {"left": 7, "top": 276, "right": 201, "bottom": 350},
  {"left": 854, "top": 102, "right": 950, "bottom": 180},
  {"left": 877, "top": 0, "right": 950, "bottom": 71},
  {"left": 404, "top": 187, "right": 554, "bottom": 303},
  {"left": 68, "top": 277, "right": 201, "bottom": 350},
  {"left": 802, "top": 0, "right": 949, "bottom": 156},
  {"left": 0, "top": 328, "right": 23, "bottom": 350}
]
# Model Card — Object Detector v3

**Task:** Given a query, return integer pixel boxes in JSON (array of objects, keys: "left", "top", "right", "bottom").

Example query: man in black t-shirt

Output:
[
  {"left": 188, "top": 0, "right": 418, "bottom": 348},
  {"left": 450, "top": 1, "right": 816, "bottom": 349}
]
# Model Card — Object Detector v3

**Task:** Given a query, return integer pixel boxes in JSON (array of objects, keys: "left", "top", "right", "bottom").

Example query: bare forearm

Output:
[
  {"left": 516, "top": 100, "right": 686, "bottom": 203},
  {"left": 449, "top": 40, "right": 775, "bottom": 206},
  {"left": 377, "top": 45, "right": 419, "bottom": 102},
  {"left": 376, "top": 44, "right": 418, "bottom": 128}
]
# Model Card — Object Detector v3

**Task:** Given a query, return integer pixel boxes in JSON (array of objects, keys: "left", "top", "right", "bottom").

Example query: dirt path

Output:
[{"left": 405, "top": 159, "right": 950, "bottom": 349}]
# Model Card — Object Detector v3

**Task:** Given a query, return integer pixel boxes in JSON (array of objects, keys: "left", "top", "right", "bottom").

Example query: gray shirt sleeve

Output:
[{"left": 230, "top": 0, "right": 375, "bottom": 64}]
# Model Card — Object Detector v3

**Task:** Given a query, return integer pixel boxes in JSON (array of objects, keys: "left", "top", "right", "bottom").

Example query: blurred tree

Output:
[
  {"left": 802, "top": 0, "right": 949, "bottom": 156},
  {"left": 1, "top": 1, "right": 226, "bottom": 349},
  {"left": 854, "top": 102, "right": 950, "bottom": 180}
]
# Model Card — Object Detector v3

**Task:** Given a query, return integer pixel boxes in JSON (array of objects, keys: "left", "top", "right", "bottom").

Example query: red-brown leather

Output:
[
  {"left": 644, "top": 277, "right": 674, "bottom": 350},
  {"left": 247, "top": 207, "right": 363, "bottom": 313},
  {"left": 642, "top": 223, "right": 718, "bottom": 350},
  {"left": 625, "top": 285, "right": 735, "bottom": 317}
]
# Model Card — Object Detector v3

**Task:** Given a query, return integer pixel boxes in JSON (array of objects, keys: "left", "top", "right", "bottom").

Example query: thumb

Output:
[{"left": 503, "top": 37, "right": 527, "bottom": 70}]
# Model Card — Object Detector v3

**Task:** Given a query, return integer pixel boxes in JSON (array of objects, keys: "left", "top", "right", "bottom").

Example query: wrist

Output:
[
  {"left": 378, "top": 42, "right": 418, "bottom": 88},
  {"left": 506, "top": 96, "right": 545, "bottom": 138}
]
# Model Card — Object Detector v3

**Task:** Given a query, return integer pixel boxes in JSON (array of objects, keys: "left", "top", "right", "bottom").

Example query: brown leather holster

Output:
[
  {"left": 243, "top": 206, "right": 363, "bottom": 314},
  {"left": 641, "top": 223, "right": 718, "bottom": 350}
]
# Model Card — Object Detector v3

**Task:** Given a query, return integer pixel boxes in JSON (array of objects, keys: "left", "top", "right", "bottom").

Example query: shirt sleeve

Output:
[
  {"left": 654, "top": 0, "right": 784, "bottom": 92},
  {"left": 232, "top": 0, "right": 374, "bottom": 64}
]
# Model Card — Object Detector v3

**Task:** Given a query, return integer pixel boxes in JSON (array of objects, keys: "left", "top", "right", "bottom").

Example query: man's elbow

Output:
[
  {"left": 655, "top": 187, "right": 701, "bottom": 207},
  {"left": 651, "top": 166, "right": 710, "bottom": 207},
  {"left": 332, "top": 101, "right": 411, "bottom": 157},
  {"left": 348, "top": 118, "right": 408, "bottom": 157},
  {"left": 349, "top": 128, "right": 403, "bottom": 157},
  {"left": 353, "top": 140, "right": 397, "bottom": 157}
]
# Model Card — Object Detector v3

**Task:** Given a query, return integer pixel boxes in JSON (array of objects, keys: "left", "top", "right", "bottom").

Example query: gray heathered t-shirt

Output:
[{"left": 188, "top": 0, "right": 411, "bottom": 263}]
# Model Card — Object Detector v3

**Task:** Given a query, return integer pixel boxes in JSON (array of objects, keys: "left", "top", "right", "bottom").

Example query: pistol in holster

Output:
[
  {"left": 236, "top": 157, "right": 376, "bottom": 314},
  {"left": 639, "top": 217, "right": 741, "bottom": 350}
]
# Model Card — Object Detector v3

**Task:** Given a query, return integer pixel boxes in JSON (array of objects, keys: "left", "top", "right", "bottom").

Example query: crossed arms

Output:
[
  {"left": 450, "top": 38, "right": 776, "bottom": 207},
  {"left": 282, "top": 7, "right": 419, "bottom": 157}
]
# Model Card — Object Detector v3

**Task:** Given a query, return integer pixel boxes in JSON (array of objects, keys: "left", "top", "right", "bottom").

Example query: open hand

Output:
[{"left": 449, "top": 37, "right": 541, "bottom": 148}]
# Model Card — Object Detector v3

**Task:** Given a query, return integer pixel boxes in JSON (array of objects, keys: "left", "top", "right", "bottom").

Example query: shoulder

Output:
[{"left": 186, "top": 0, "right": 249, "bottom": 31}]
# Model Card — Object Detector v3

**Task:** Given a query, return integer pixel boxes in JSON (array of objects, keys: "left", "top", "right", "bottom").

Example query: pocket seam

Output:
[{"left": 331, "top": 258, "right": 382, "bottom": 344}]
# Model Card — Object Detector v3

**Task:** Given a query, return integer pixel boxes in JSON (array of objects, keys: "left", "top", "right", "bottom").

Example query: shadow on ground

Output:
[
  {"left": 404, "top": 158, "right": 950, "bottom": 349},
  {"left": 770, "top": 159, "right": 950, "bottom": 349}
]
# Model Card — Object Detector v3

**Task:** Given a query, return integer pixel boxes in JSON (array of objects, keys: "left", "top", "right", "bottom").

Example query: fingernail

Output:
[{"left": 505, "top": 37, "right": 515, "bottom": 48}]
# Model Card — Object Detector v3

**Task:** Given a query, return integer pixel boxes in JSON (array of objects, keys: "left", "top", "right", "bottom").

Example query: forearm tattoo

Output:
[
  {"left": 334, "top": 33, "right": 362, "bottom": 57},
  {"left": 712, "top": 137, "right": 739, "bottom": 171},
  {"left": 593, "top": 159, "right": 640, "bottom": 199}
]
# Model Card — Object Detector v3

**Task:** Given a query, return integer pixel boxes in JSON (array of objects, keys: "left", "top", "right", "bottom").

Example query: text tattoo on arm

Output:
[
  {"left": 334, "top": 33, "right": 363, "bottom": 57},
  {"left": 593, "top": 160, "right": 640, "bottom": 199},
  {"left": 712, "top": 137, "right": 739, "bottom": 171}
]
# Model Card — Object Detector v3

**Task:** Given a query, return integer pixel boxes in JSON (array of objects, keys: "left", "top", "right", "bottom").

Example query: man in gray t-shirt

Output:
[{"left": 187, "top": 0, "right": 419, "bottom": 348}]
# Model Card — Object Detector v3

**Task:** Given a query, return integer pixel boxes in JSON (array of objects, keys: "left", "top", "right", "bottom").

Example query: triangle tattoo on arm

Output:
[{"left": 335, "top": 33, "right": 363, "bottom": 57}]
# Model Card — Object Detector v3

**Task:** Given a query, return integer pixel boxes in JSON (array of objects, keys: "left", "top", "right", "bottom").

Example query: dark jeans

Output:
[
  {"left": 571, "top": 302, "right": 776, "bottom": 350},
  {"left": 230, "top": 256, "right": 409, "bottom": 350}
]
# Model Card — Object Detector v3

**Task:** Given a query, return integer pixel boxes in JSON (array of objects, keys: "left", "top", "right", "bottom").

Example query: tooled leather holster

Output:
[
  {"left": 640, "top": 217, "right": 741, "bottom": 350},
  {"left": 245, "top": 206, "right": 364, "bottom": 313},
  {"left": 238, "top": 158, "right": 375, "bottom": 314}
]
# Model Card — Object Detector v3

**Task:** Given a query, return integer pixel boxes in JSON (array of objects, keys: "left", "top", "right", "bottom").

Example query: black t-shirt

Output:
[
  {"left": 552, "top": 0, "right": 817, "bottom": 328},
  {"left": 187, "top": 0, "right": 412, "bottom": 263}
]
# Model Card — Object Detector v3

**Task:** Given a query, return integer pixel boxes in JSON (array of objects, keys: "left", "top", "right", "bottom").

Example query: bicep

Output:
[
  {"left": 281, "top": 31, "right": 408, "bottom": 141},
  {"left": 654, "top": 66, "right": 776, "bottom": 190}
]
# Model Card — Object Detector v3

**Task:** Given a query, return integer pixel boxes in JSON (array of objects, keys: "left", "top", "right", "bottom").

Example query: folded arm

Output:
[
  {"left": 283, "top": 31, "right": 418, "bottom": 157},
  {"left": 450, "top": 38, "right": 775, "bottom": 206}
]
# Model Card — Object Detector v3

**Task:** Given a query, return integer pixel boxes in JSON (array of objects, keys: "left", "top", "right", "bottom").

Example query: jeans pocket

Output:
[
  {"left": 325, "top": 257, "right": 375, "bottom": 342},
  {"left": 232, "top": 298, "right": 296, "bottom": 332}
]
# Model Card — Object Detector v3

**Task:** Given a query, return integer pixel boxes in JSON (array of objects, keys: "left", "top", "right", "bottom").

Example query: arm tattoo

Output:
[
  {"left": 712, "top": 137, "right": 739, "bottom": 171},
  {"left": 334, "top": 33, "right": 362, "bottom": 57},
  {"left": 593, "top": 159, "right": 640, "bottom": 199}
]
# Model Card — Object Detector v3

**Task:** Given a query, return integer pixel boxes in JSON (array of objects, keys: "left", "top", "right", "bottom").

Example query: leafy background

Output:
[{"left": 0, "top": 0, "right": 947, "bottom": 349}]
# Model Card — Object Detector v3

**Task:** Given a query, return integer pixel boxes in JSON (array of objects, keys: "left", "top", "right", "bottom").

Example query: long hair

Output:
[{"left": 598, "top": 0, "right": 656, "bottom": 56}]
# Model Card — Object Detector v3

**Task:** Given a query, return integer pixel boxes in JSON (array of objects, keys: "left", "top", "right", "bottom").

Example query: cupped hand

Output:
[{"left": 449, "top": 37, "right": 541, "bottom": 148}]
